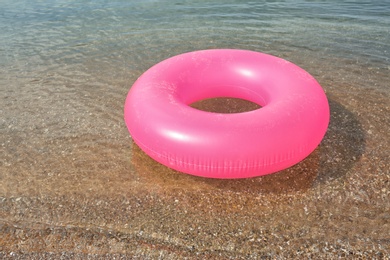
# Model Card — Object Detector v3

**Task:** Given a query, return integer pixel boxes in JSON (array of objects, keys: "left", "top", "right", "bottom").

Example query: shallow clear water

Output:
[
  {"left": 1, "top": 0, "right": 390, "bottom": 257},
  {"left": 1, "top": 0, "right": 389, "bottom": 72}
]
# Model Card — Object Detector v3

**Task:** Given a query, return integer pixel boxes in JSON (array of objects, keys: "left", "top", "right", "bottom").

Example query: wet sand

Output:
[{"left": 1, "top": 51, "right": 390, "bottom": 258}]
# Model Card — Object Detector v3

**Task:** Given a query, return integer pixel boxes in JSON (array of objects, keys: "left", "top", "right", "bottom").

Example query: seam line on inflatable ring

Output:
[{"left": 131, "top": 136, "right": 310, "bottom": 169}]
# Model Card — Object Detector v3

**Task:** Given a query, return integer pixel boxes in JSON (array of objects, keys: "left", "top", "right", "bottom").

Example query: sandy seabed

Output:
[{"left": 1, "top": 50, "right": 389, "bottom": 259}]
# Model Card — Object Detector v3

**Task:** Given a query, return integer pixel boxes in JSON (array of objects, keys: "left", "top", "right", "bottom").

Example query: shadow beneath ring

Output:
[{"left": 130, "top": 97, "right": 365, "bottom": 195}]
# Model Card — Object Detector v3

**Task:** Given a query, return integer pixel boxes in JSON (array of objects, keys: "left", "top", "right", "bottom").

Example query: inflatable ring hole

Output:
[{"left": 190, "top": 97, "right": 261, "bottom": 114}]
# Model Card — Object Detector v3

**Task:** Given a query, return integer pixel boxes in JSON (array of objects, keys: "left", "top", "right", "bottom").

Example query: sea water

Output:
[
  {"left": 1, "top": 0, "right": 389, "bottom": 74},
  {"left": 1, "top": 1, "right": 390, "bottom": 256},
  {"left": 1, "top": 0, "right": 390, "bottom": 190}
]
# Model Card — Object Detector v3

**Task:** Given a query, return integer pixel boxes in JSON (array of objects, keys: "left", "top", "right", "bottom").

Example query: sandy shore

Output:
[{"left": 1, "top": 51, "right": 389, "bottom": 258}]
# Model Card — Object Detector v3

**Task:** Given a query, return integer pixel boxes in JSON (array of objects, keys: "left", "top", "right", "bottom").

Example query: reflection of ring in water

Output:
[{"left": 130, "top": 97, "right": 364, "bottom": 194}]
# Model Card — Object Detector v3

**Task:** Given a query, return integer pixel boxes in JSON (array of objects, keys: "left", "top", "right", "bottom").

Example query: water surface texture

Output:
[{"left": 1, "top": 0, "right": 389, "bottom": 258}]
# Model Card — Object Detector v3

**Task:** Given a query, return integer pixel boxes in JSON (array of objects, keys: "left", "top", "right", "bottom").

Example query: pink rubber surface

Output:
[{"left": 124, "top": 49, "right": 330, "bottom": 179}]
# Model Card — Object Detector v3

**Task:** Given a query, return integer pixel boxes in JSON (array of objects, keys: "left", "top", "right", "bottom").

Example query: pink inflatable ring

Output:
[{"left": 124, "top": 49, "right": 329, "bottom": 179}]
